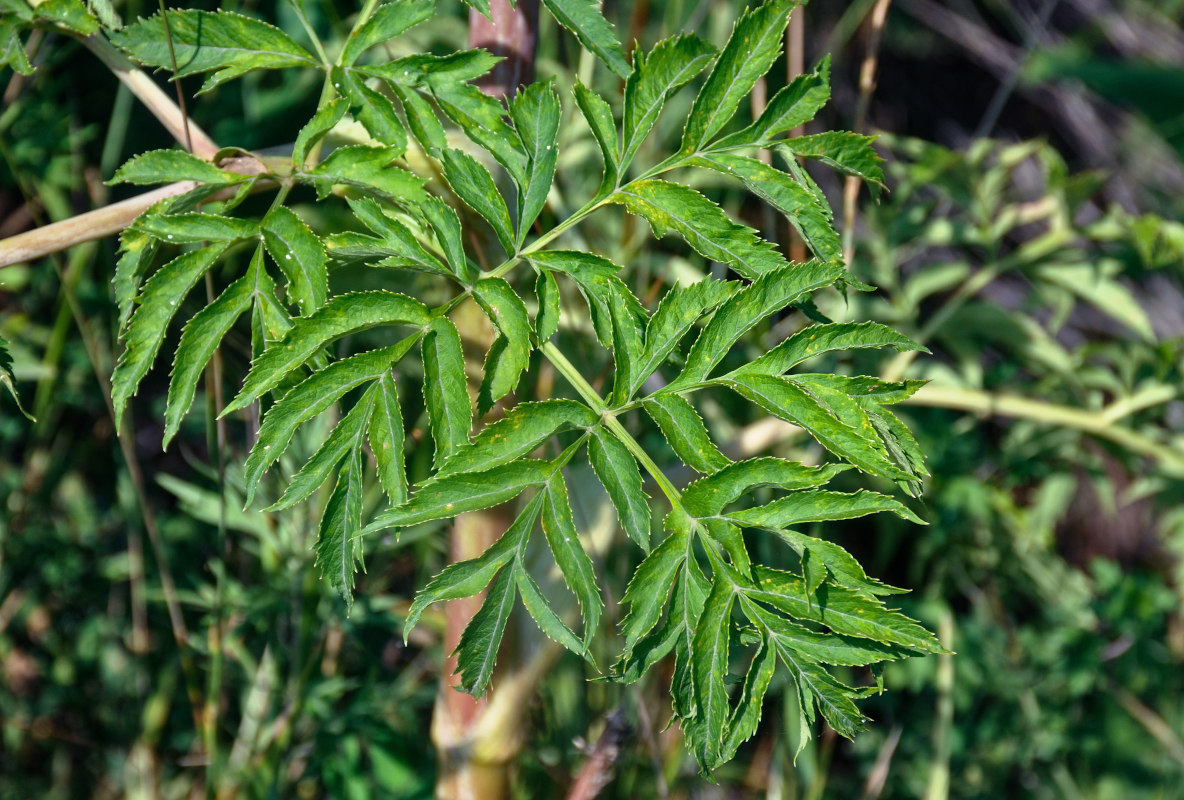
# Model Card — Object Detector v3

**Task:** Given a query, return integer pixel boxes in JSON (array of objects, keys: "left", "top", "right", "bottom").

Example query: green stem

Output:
[
  {"left": 540, "top": 342, "right": 684, "bottom": 510},
  {"left": 904, "top": 384, "right": 1184, "bottom": 474},
  {"left": 290, "top": 0, "right": 331, "bottom": 67}
]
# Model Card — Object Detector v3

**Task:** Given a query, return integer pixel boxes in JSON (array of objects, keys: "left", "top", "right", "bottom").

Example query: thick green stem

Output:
[{"left": 905, "top": 384, "right": 1184, "bottom": 474}]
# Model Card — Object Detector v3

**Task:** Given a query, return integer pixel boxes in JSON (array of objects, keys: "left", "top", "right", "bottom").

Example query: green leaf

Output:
[
  {"left": 455, "top": 565, "right": 516, "bottom": 695},
  {"left": 778, "top": 648, "right": 866, "bottom": 739},
  {"left": 340, "top": 0, "right": 433, "bottom": 66},
  {"left": 689, "top": 577, "right": 734, "bottom": 766},
  {"left": 369, "top": 373, "right": 407, "bottom": 505},
  {"left": 365, "top": 460, "right": 552, "bottom": 534},
  {"left": 788, "top": 376, "right": 908, "bottom": 465},
  {"left": 728, "top": 488, "right": 922, "bottom": 528},
  {"left": 315, "top": 444, "right": 367, "bottom": 610},
  {"left": 269, "top": 383, "right": 378, "bottom": 511},
  {"left": 163, "top": 250, "right": 260, "bottom": 447},
  {"left": 673, "top": 261, "right": 843, "bottom": 388},
  {"left": 608, "top": 289, "right": 645, "bottom": 406},
  {"left": 225, "top": 290, "right": 430, "bottom": 414},
  {"left": 305, "top": 146, "right": 427, "bottom": 203},
  {"left": 619, "top": 518, "right": 688, "bottom": 648},
  {"left": 540, "top": 0, "right": 631, "bottom": 79},
  {"left": 612, "top": 180, "right": 791, "bottom": 280},
  {"left": 514, "top": 563, "right": 586, "bottom": 656},
  {"left": 391, "top": 83, "right": 448, "bottom": 156},
  {"left": 32, "top": 0, "right": 97, "bottom": 34},
  {"left": 588, "top": 427, "right": 651, "bottom": 551},
  {"left": 746, "top": 565, "right": 944, "bottom": 653},
  {"left": 333, "top": 67, "right": 408, "bottom": 151},
  {"left": 531, "top": 250, "right": 645, "bottom": 350},
  {"left": 292, "top": 98, "right": 348, "bottom": 169},
  {"left": 0, "top": 336, "right": 33, "bottom": 421},
  {"left": 363, "top": 50, "right": 503, "bottom": 90},
  {"left": 243, "top": 340, "right": 411, "bottom": 504},
  {"left": 622, "top": 34, "right": 715, "bottom": 169},
  {"left": 86, "top": 0, "right": 122, "bottom": 30},
  {"left": 695, "top": 153, "right": 841, "bottom": 262},
  {"left": 405, "top": 494, "right": 538, "bottom": 634},
  {"left": 573, "top": 83, "right": 619, "bottom": 193},
  {"left": 796, "top": 374, "right": 925, "bottom": 407},
  {"left": 723, "top": 373, "right": 908, "bottom": 480},
  {"left": 779, "top": 132, "right": 885, "bottom": 189},
  {"left": 112, "top": 243, "right": 227, "bottom": 424},
  {"left": 115, "top": 189, "right": 224, "bottom": 329},
  {"left": 635, "top": 279, "right": 737, "bottom": 393},
  {"left": 441, "top": 148, "right": 515, "bottom": 254},
  {"left": 681, "top": 0, "right": 796, "bottom": 153},
  {"left": 440, "top": 400, "right": 596, "bottom": 476},
  {"left": 0, "top": 21, "right": 33, "bottom": 77},
  {"left": 420, "top": 196, "right": 472, "bottom": 282},
  {"left": 432, "top": 83, "right": 528, "bottom": 186},
  {"left": 346, "top": 196, "right": 449, "bottom": 275},
  {"left": 473, "top": 277, "right": 532, "bottom": 413},
  {"left": 137, "top": 212, "right": 259, "bottom": 243},
  {"left": 718, "top": 637, "right": 776, "bottom": 764},
  {"left": 110, "top": 10, "right": 317, "bottom": 93},
  {"left": 508, "top": 82, "right": 560, "bottom": 243},
  {"left": 744, "top": 599, "right": 915, "bottom": 666},
  {"left": 867, "top": 405, "right": 928, "bottom": 497},
  {"left": 110, "top": 150, "right": 246, "bottom": 187},
  {"left": 535, "top": 270, "right": 561, "bottom": 343},
  {"left": 541, "top": 473, "right": 603, "bottom": 647},
  {"left": 422, "top": 317, "right": 472, "bottom": 468},
  {"left": 261, "top": 206, "right": 328, "bottom": 316},
  {"left": 644, "top": 393, "right": 729, "bottom": 474},
  {"left": 716, "top": 55, "right": 830, "bottom": 148},
  {"left": 683, "top": 458, "right": 850, "bottom": 516},
  {"left": 738, "top": 322, "right": 925, "bottom": 377}
]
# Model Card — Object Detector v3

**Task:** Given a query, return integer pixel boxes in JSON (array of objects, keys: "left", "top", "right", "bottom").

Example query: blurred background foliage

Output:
[{"left": 2, "top": 0, "right": 1184, "bottom": 797}]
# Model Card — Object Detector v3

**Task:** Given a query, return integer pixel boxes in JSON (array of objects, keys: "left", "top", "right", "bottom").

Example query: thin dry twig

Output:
[
  {"left": 842, "top": 0, "right": 892, "bottom": 265},
  {"left": 82, "top": 36, "right": 219, "bottom": 159}
]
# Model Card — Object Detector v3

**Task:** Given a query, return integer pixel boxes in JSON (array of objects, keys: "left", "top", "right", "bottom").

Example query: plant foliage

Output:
[{"left": 4, "top": 0, "right": 944, "bottom": 770}]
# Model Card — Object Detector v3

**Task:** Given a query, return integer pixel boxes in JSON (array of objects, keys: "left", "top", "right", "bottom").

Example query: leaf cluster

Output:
[{"left": 34, "top": 0, "right": 942, "bottom": 770}]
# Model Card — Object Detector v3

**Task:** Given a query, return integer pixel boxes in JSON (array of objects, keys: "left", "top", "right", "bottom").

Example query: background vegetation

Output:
[{"left": 2, "top": 0, "right": 1184, "bottom": 798}]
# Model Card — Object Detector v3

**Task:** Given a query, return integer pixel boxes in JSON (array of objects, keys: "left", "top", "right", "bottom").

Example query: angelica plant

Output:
[{"left": 3, "top": 0, "right": 942, "bottom": 770}]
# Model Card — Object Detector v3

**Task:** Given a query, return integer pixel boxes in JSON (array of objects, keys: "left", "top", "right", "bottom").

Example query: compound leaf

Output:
[
  {"left": 644, "top": 392, "right": 729, "bottom": 474},
  {"left": 163, "top": 250, "right": 259, "bottom": 447},
  {"left": 440, "top": 400, "right": 596, "bottom": 476},
  {"left": 225, "top": 291, "right": 429, "bottom": 414},
  {"left": 112, "top": 243, "right": 227, "bottom": 424},
  {"left": 261, "top": 205, "right": 328, "bottom": 316},
  {"left": 540, "top": 0, "right": 631, "bottom": 79},
  {"left": 455, "top": 565, "right": 516, "bottom": 695},
  {"left": 365, "top": 460, "right": 552, "bottom": 534},
  {"left": 681, "top": 0, "right": 796, "bottom": 153},
  {"left": 422, "top": 316, "right": 472, "bottom": 467},
  {"left": 613, "top": 180, "right": 790, "bottom": 280},
  {"left": 111, "top": 10, "right": 316, "bottom": 93},
  {"left": 622, "top": 33, "right": 715, "bottom": 169},
  {"left": 588, "top": 427, "right": 651, "bottom": 551},
  {"left": 673, "top": 261, "right": 842, "bottom": 388},
  {"left": 541, "top": 473, "right": 603, "bottom": 647},
  {"left": 110, "top": 150, "right": 246, "bottom": 186},
  {"left": 441, "top": 148, "right": 515, "bottom": 254}
]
